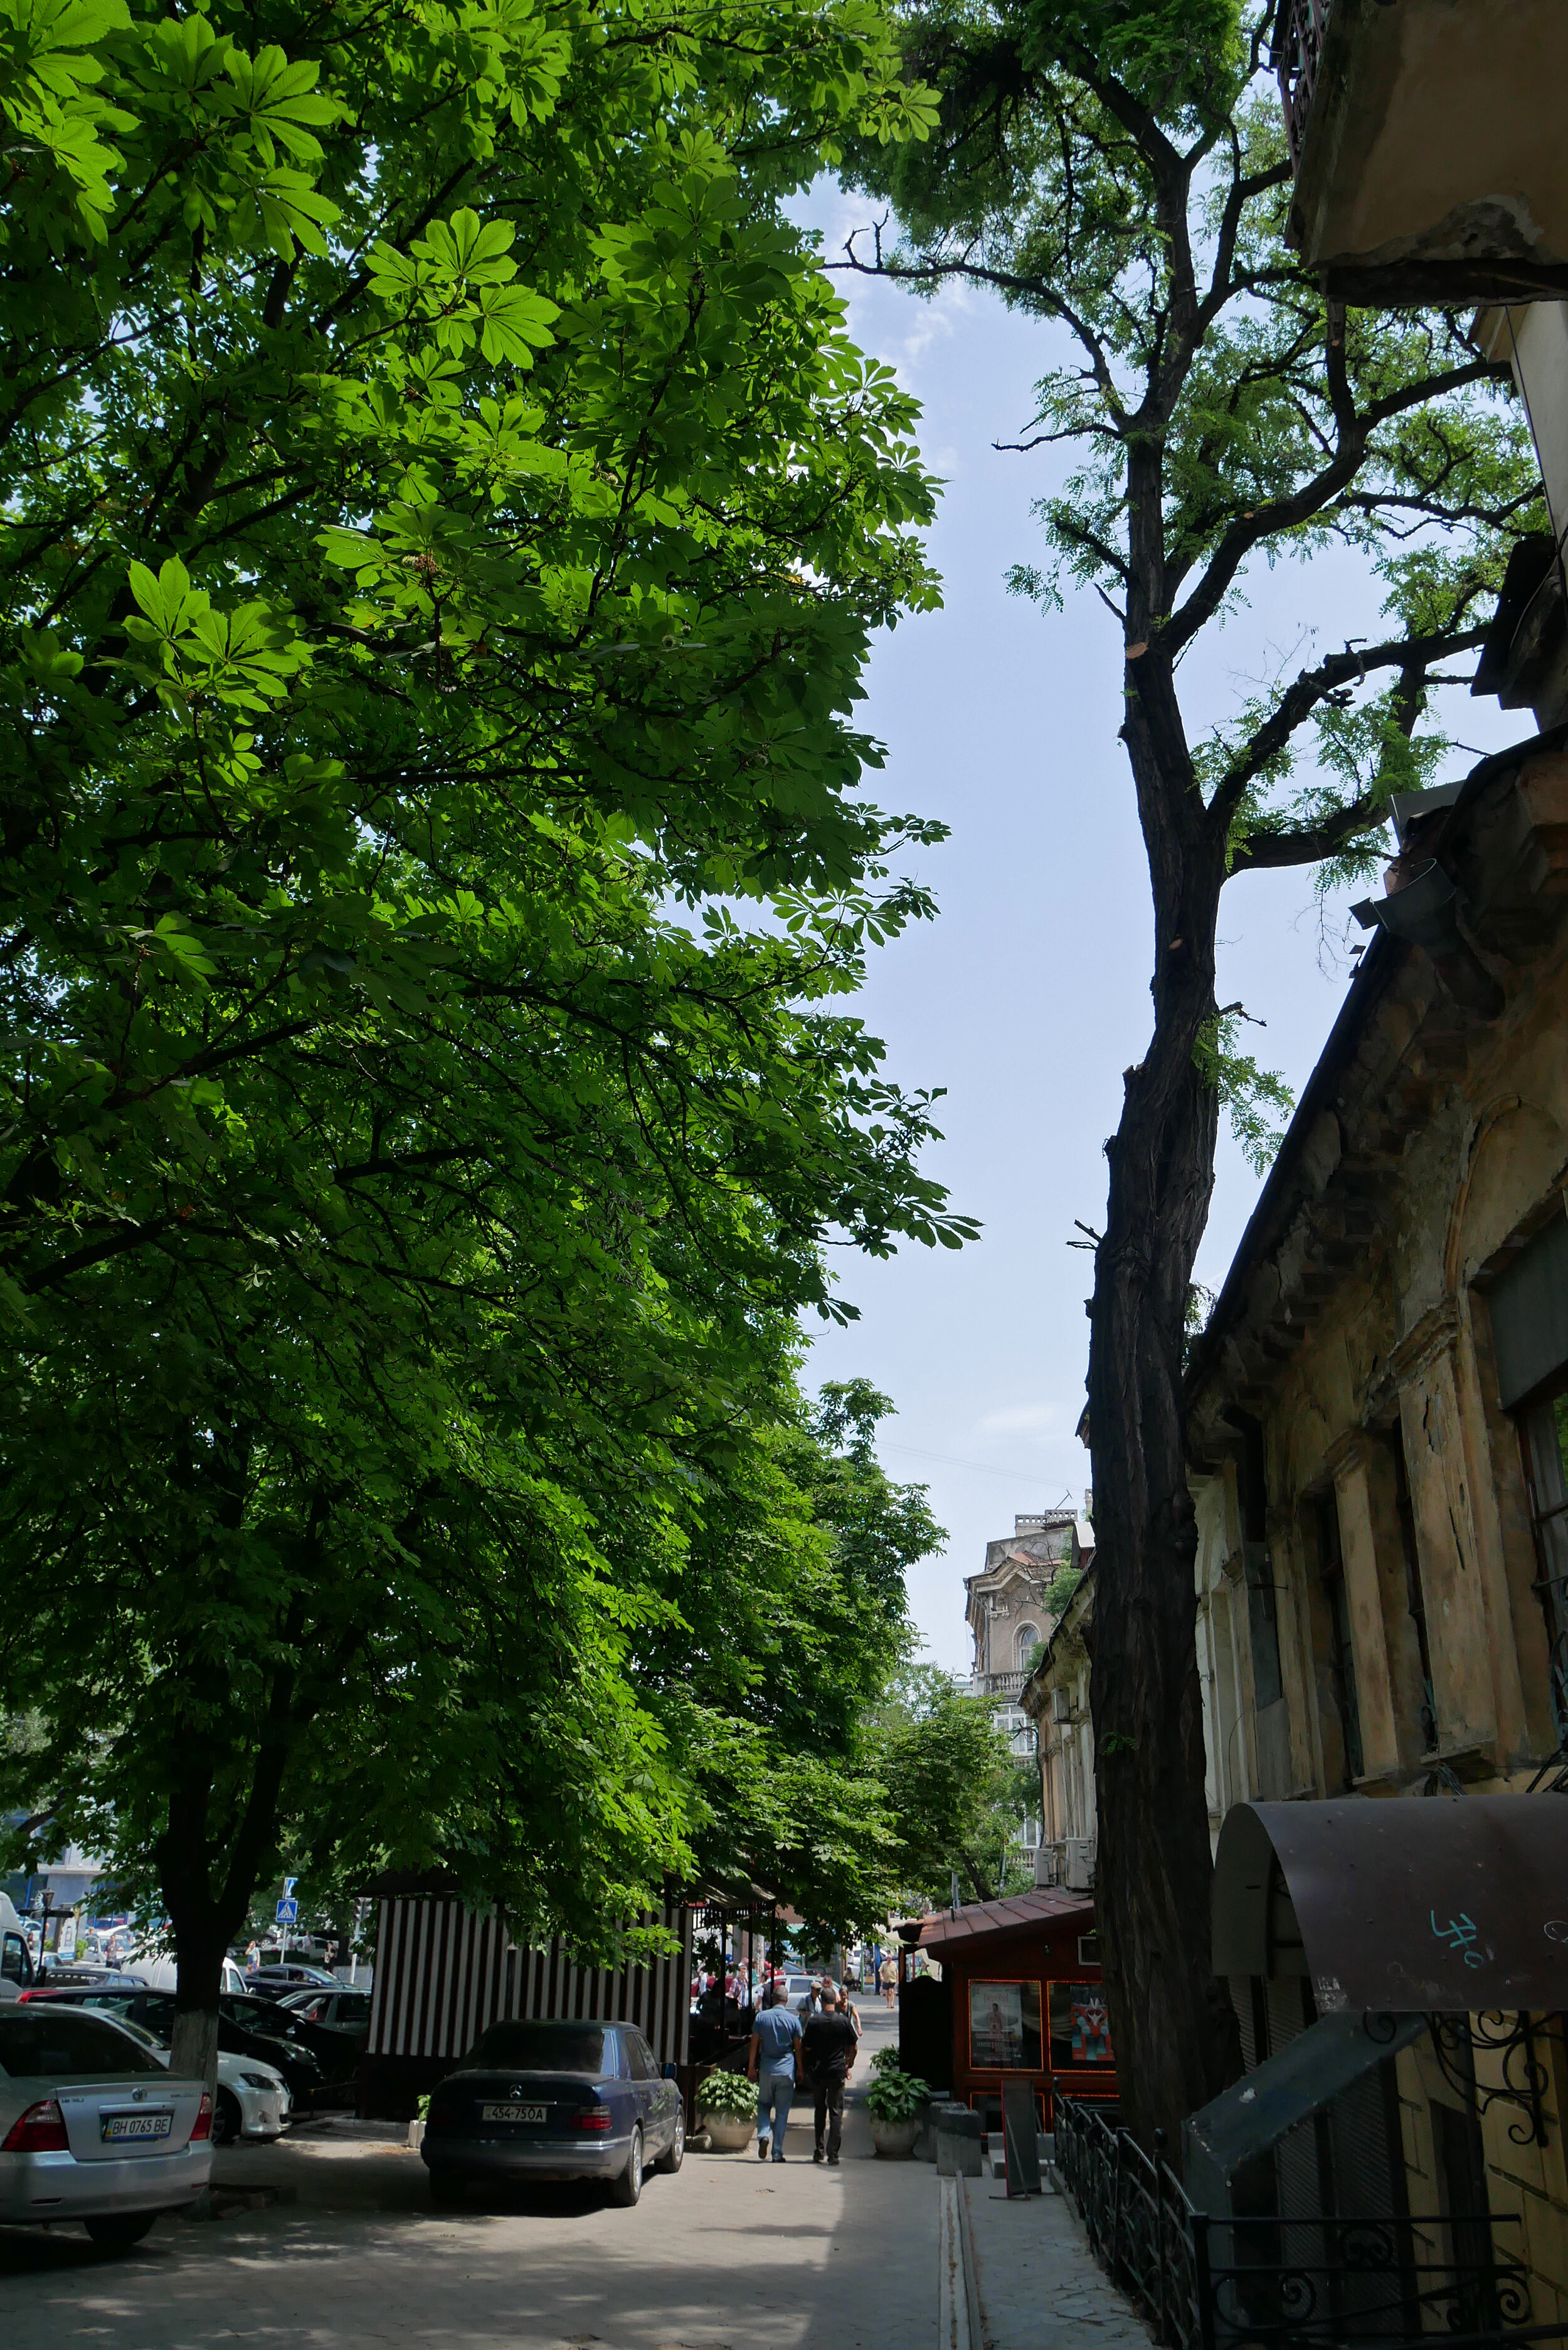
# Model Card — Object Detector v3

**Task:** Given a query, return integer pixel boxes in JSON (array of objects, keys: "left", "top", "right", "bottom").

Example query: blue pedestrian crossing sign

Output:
[{"left": 275, "top": 1898, "right": 299, "bottom": 1924}]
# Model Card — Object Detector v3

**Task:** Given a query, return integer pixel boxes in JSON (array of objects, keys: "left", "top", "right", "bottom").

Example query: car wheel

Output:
[
  {"left": 84, "top": 2215, "right": 156, "bottom": 2252},
  {"left": 210, "top": 2089, "right": 242, "bottom": 2148},
  {"left": 654, "top": 2105, "right": 684, "bottom": 2175},
  {"left": 430, "top": 2173, "right": 465, "bottom": 2207},
  {"left": 610, "top": 2125, "right": 643, "bottom": 2208}
]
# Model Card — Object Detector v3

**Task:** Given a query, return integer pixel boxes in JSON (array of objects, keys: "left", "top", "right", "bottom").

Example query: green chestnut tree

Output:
[
  {"left": 842, "top": 0, "right": 1543, "bottom": 2144},
  {"left": 0, "top": 0, "right": 975, "bottom": 2085}
]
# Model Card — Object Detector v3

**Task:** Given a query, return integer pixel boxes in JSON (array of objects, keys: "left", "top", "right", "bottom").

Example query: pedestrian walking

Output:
[
  {"left": 748, "top": 1979, "right": 803, "bottom": 2162},
  {"left": 879, "top": 1952, "right": 897, "bottom": 2009},
  {"left": 802, "top": 1986, "right": 859, "bottom": 2166},
  {"left": 833, "top": 1978, "right": 863, "bottom": 2035}
]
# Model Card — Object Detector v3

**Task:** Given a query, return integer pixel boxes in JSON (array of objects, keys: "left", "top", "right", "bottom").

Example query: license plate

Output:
[
  {"left": 480, "top": 2102, "right": 547, "bottom": 2124},
  {"left": 101, "top": 2112, "right": 173, "bottom": 2142}
]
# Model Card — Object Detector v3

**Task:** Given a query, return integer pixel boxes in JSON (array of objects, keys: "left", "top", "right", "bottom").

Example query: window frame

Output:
[
  {"left": 1046, "top": 1977, "right": 1116, "bottom": 2072},
  {"left": 1514, "top": 1365, "right": 1568, "bottom": 1747},
  {"left": 1316, "top": 1489, "right": 1365, "bottom": 1785},
  {"left": 965, "top": 1978, "right": 1043, "bottom": 2075}
]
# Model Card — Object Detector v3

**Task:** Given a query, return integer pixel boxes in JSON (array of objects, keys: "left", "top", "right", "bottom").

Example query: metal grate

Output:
[
  {"left": 1272, "top": 0, "right": 1333, "bottom": 169},
  {"left": 1055, "top": 2095, "right": 1551, "bottom": 2350}
]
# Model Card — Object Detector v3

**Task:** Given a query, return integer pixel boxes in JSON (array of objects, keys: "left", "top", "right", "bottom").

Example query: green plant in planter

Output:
[
  {"left": 869, "top": 2045, "right": 903, "bottom": 2075},
  {"left": 866, "top": 2071, "right": 930, "bottom": 2123},
  {"left": 696, "top": 2068, "right": 758, "bottom": 2119},
  {"left": 415, "top": 2095, "right": 431, "bottom": 2123}
]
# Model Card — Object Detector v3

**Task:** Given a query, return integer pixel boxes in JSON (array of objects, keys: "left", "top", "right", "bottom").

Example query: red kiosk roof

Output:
[{"left": 916, "top": 1887, "right": 1094, "bottom": 1955}]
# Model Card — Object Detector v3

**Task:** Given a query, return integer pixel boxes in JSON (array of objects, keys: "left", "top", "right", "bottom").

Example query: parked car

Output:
[
  {"left": 97, "top": 2013, "right": 290, "bottom": 2148},
  {"left": 220, "top": 1991, "right": 358, "bottom": 2085},
  {"left": 245, "top": 1962, "right": 339, "bottom": 1999},
  {"left": 15, "top": 1969, "right": 145, "bottom": 2001},
  {"left": 122, "top": 1947, "right": 248, "bottom": 1997},
  {"left": 0, "top": 2004, "right": 212, "bottom": 2250},
  {"left": 421, "top": 2018, "right": 683, "bottom": 2209},
  {"left": 275, "top": 1986, "right": 371, "bottom": 2040},
  {"left": 55, "top": 1989, "right": 329, "bottom": 2109}
]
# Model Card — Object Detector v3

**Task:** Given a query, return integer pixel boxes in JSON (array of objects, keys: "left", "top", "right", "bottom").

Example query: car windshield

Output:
[
  {"left": 0, "top": 2010, "right": 164, "bottom": 2078},
  {"left": 467, "top": 2022, "right": 607, "bottom": 2075}
]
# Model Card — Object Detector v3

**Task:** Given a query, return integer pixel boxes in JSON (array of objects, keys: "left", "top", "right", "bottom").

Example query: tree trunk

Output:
[
  {"left": 157, "top": 1710, "right": 294, "bottom": 2100},
  {"left": 1086, "top": 684, "right": 1242, "bottom": 2156}
]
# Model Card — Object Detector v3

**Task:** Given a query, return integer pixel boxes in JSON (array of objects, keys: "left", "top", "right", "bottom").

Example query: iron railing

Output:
[
  {"left": 1056, "top": 2097, "right": 1547, "bottom": 2350},
  {"left": 1271, "top": 0, "right": 1333, "bottom": 169}
]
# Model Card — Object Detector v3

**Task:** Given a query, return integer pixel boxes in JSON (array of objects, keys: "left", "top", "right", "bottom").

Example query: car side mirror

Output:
[{"left": 663, "top": 2062, "right": 677, "bottom": 2081}]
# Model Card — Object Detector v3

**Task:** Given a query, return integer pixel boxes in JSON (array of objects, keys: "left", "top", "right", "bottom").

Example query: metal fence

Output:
[
  {"left": 1056, "top": 2097, "right": 1546, "bottom": 2350},
  {"left": 1271, "top": 0, "right": 1333, "bottom": 167}
]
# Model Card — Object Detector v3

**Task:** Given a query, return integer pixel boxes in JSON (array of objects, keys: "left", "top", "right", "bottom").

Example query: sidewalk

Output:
[
  {"left": 0, "top": 1999, "right": 939, "bottom": 2349},
  {"left": 951, "top": 2161, "right": 1153, "bottom": 2350}
]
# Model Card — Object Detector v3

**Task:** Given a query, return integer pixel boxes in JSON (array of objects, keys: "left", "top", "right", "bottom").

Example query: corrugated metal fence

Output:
[{"left": 366, "top": 1896, "right": 692, "bottom": 2071}]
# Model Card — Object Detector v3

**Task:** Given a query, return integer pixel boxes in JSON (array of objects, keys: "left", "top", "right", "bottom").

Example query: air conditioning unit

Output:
[
  {"left": 1034, "top": 1843, "right": 1062, "bottom": 1888},
  {"left": 1050, "top": 1688, "right": 1072, "bottom": 1723},
  {"left": 1063, "top": 1836, "right": 1096, "bottom": 1892}
]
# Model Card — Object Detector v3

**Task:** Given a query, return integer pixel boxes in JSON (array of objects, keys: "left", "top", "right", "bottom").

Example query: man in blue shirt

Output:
[{"left": 747, "top": 1981, "right": 803, "bottom": 2161}]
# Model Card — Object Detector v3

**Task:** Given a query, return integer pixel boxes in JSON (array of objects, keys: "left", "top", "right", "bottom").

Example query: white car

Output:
[
  {"left": 105, "top": 2013, "right": 291, "bottom": 2146},
  {"left": 121, "top": 1944, "right": 248, "bottom": 1997},
  {"left": 0, "top": 2004, "right": 212, "bottom": 2250}
]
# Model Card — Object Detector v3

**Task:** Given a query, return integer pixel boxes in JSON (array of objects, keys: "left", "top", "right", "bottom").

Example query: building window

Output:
[
  {"left": 1318, "top": 1491, "right": 1364, "bottom": 1784},
  {"left": 1518, "top": 1379, "right": 1568, "bottom": 1747},
  {"left": 1392, "top": 1435, "right": 1438, "bottom": 1754},
  {"left": 1015, "top": 1621, "right": 1041, "bottom": 1669}
]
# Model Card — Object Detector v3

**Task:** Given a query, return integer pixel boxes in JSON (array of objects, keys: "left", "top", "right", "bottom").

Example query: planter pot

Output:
[
  {"left": 868, "top": 2114, "right": 921, "bottom": 2159},
  {"left": 697, "top": 2110, "right": 755, "bottom": 2152}
]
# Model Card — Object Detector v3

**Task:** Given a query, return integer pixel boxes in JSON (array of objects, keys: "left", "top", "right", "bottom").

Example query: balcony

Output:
[
  {"left": 1271, "top": 0, "right": 1568, "bottom": 305},
  {"left": 970, "top": 1669, "right": 1029, "bottom": 1700},
  {"left": 1272, "top": 0, "right": 1329, "bottom": 170}
]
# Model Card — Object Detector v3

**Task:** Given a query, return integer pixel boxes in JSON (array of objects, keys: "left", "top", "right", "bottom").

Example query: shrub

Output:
[
  {"left": 696, "top": 2067, "right": 757, "bottom": 2118},
  {"left": 415, "top": 2095, "right": 431, "bottom": 2122},
  {"left": 869, "top": 2045, "right": 903, "bottom": 2074},
  {"left": 866, "top": 2070, "right": 930, "bottom": 2122}
]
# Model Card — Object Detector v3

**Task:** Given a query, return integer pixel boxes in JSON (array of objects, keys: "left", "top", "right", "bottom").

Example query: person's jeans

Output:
[
  {"left": 757, "top": 2065, "right": 793, "bottom": 2158},
  {"left": 813, "top": 2072, "right": 846, "bottom": 2159}
]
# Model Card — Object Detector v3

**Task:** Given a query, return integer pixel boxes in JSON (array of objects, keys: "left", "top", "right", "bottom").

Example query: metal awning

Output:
[
  {"left": 1212, "top": 1797, "right": 1568, "bottom": 2013},
  {"left": 1183, "top": 2010, "right": 1426, "bottom": 2217}
]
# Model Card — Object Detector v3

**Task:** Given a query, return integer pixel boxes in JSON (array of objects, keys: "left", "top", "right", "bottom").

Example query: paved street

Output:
[{"left": 0, "top": 2003, "right": 940, "bottom": 2349}]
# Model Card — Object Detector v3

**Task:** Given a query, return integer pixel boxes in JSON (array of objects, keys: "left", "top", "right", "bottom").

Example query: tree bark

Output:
[
  {"left": 156, "top": 1661, "right": 296, "bottom": 2099},
  {"left": 1086, "top": 670, "right": 1242, "bottom": 2156}
]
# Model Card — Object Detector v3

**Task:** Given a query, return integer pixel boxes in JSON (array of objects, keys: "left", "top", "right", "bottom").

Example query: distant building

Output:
[{"left": 964, "top": 1508, "right": 1091, "bottom": 1699}]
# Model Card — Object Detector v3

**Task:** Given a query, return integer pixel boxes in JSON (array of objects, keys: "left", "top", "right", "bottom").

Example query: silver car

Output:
[{"left": 0, "top": 2005, "right": 213, "bottom": 2249}]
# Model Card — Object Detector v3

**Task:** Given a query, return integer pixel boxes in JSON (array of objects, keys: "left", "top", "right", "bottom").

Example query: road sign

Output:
[
  {"left": 282, "top": 1877, "right": 297, "bottom": 1897},
  {"left": 275, "top": 1899, "right": 299, "bottom": 1925}
]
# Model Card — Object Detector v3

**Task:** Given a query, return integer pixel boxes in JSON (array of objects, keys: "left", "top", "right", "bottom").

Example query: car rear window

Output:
[
  {"left": 0, "top": 2011, "right": 164, "bottom": 2078},
  {"left": 467, "top": 2022, "right": 607, "bottom": 2075}
]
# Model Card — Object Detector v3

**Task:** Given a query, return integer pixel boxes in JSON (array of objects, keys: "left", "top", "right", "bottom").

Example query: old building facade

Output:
[{"left": 964, "top": 1508, "right": 1088, "bottom": 1698}]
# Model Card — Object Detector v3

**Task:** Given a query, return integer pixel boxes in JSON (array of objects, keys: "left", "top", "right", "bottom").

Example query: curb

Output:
[
  {"left": 942, "top": 2173, "right": 988, "bottom": 2349},
  {"left": 938, "top": 2177, "right": 972, "bottom": 2350}
]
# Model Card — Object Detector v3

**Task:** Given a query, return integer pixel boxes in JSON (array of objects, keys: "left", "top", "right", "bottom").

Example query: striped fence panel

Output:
[{"left": 366, "top": 1897, "right": 692, "bottom": 2069}]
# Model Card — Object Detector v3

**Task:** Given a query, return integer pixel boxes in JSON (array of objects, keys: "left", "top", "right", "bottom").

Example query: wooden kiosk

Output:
[{"left": 900, "top": 1887, "right": 1117, "bottom": 2138}]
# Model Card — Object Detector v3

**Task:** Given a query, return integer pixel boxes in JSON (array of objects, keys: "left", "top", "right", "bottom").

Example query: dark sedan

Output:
[
  {"left": 57, "top": 1990, "right": 328, "bottom": 2107},
  {"left": 422, "top": 2019, "right": 684, "bottom": 2209}
]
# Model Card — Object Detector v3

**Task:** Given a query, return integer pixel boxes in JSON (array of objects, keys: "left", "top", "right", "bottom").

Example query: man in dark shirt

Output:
[{"left": 802, "top": 1984, "right": 859, "bottom": 2164}]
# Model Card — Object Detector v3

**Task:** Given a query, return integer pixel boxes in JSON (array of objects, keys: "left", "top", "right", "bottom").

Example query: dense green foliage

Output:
[
  {"left": 873, "top": 1665, "right": 1032, "bottom": 1907},
  {"left": 0, "top": 0, "right": 972, "bottom": 1987}
]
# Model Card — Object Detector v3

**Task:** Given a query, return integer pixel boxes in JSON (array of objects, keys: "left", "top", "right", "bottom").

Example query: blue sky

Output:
[{"left": 792, "top": 183, "right": 1523, "bottom": 1672}]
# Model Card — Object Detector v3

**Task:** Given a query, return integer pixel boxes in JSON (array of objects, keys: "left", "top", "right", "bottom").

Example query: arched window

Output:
[{"left": 1015, "top": 1622, "right": 1040, "bottom": 1668}]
